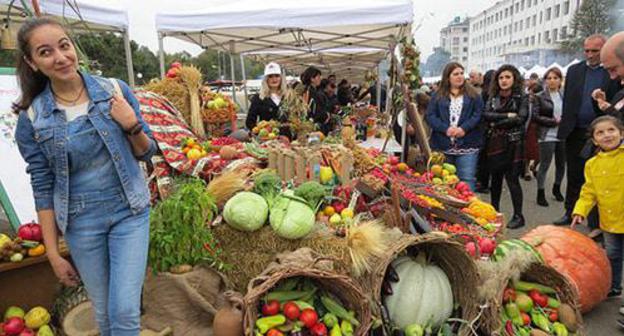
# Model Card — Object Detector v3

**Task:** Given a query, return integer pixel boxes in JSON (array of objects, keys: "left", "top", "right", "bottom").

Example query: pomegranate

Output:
[
  {"left": 3, "top": 317, "right": 25, "bottom": 335},
  {"left": 17, "top": 223, "right": 42, "bottom": 242}
]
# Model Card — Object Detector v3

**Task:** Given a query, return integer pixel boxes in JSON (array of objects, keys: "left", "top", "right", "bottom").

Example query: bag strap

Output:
[{"left": 27, "top": 105, "right": 36, "bottom": 122}]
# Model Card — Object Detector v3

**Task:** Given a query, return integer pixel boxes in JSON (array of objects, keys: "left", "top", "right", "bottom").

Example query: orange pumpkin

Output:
[{"left": 522, "top": 225, "right": 611, "bottom": 313}]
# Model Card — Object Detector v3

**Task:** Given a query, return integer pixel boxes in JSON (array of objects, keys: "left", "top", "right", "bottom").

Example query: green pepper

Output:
[
  {"left": 340, "top": 320, "right": 354, "bottom": 336},
  {"left": 323, "top": 313, "right": 339, "bottom": 328},
  {"left": 513, "top": 281, "right": 556, "bottom": 295},
  {"left": 553, "top": 322, "right": 569, "bottom": 336},
  {"left": 256, "top": 314, "right": 286, "bottom": 334},
  {"left": 405, "top": 323, "right": 424, "bottom": 336},
  {"left": 530, "top": 311, "right": 551, "bottom": 333},
  {"left": 330, "top": 324, "right": 343, "bottom": 336},
  {"left": 517, "top": 327, "right": 530, "bottom": 336},
  {"left": 504, "top": 303, "right": 524, "bottom": 326},
  {"left": 548, "top": 297, "right": 561, "bottom": 308}
]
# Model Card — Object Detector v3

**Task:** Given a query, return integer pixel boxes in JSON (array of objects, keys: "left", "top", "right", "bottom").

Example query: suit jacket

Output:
[
  {"left": 557, "top": 62, "right": 622, "bottom": 139},
  {"left": 245, "top": 94, "right": 284, "bottom": 130},
  {"left": 425, "top": 93, "right": 484, "bottom": 151}
]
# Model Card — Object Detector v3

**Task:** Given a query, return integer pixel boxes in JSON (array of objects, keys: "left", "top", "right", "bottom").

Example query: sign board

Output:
[{"left": 0, "top": 74, "right": 37, "bottom": 229}]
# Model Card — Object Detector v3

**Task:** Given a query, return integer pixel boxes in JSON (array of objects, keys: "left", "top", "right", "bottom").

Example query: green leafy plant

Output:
[{"left": 148, "top": 178, "right": 227, "bottom": 273}]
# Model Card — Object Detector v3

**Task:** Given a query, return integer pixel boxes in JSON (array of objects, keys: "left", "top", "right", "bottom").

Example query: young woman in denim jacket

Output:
[
  {"left": 13, "top": 18, "right": 156, "bottom": 336},
  {"left": 483, "top": 64, "right": 529, "bottom": 229},
  {"left": 426, "top": 62, "right": 484, "bottom": 190}
]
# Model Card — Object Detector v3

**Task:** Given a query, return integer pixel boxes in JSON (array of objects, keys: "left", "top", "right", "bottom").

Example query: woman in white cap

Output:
[{"left": 245, "top": 62, "right": 288, "bottom": 131}]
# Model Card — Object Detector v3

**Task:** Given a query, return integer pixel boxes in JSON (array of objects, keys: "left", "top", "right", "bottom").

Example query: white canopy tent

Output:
[
  {"left": 1, "top": 0, "right": 136, "bottom": 86},
  {"left": 155, "top": 0, "right": 413, "bottom": 78}
]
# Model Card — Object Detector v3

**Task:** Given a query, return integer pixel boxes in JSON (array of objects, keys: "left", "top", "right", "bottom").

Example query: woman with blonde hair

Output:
[{"left": 245, "top": 62, "right": 288, "bottom": 130}]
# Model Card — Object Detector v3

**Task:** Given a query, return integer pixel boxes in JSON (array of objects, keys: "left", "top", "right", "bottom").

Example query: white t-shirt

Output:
[
  {"left": 58, "top": 101, "right": 89, "bottom": 122},
  {"left": 270, "top": 93, "right": 282, "bottom": 106}
]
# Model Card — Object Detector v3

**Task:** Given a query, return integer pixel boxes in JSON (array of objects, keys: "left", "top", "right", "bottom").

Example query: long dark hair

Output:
[
  {"left": 489, "top": 64, "right": 524, "bottom": 98},
  {"left": 300, "top": 66, "right": 321, "bottom": 86},
  {"left": 481, "top": 69, "right": 496, "bottom": 102},
  {"left": 436, "top": 62, "right": 478, "bottom": 100},
  {"left": 13, "top": 18, "right": 66, "bottom": 113}
]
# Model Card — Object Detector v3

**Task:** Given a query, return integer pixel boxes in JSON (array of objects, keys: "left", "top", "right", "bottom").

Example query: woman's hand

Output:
[
  {"left": 110, "top": 94, "right": 139, "bottom": 131},
  {"left": 49, "top": 255, "right": 80, "bottom": 286},
  {"left": 570, "top": 215, "right": 584, "bottom": 230},
  {"left": 446, "top": 127, "right": 457, "bottom": 137},
  {"left": 598, "top": 100, "right": 612, "bottom": 111},
  {"left": 455, "top": 127, "right": 466, "bottom": 138},
  {"left": 506, "top": 112, "right": 517, "bottom": 118},
  {"left": 592, "top": 89, "right": 606, "bottom": 102}
]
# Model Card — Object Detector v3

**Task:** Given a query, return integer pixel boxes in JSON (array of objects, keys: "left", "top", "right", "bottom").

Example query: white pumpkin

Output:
[{"left": 383, "top": 253, "right": 454, "bottom": 329}]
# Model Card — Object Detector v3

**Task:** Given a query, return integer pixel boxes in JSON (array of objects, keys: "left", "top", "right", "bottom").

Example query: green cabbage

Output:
[
  {"left": 223, "top": 192, "right": 268, "bottom": 231},
  {"left": 270, "top": 191, "right": 315, "bottom": 239}
]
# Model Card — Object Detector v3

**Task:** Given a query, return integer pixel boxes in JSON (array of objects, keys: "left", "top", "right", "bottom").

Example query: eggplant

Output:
[
  {"left": 382, "top": 280, "right": 394, "bottom": 296},
  {"left": 385, "top": 265, "right": 400, "bottom": 283}
]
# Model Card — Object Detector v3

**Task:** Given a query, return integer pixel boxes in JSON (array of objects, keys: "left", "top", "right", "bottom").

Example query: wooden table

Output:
[{"left": 0, "top": 241, "right": 69, "bottom": 313}]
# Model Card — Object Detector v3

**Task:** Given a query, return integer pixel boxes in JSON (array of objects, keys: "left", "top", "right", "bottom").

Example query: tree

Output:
[
  {"left": 560, "top": 0, "right": 617, "bottom": 54},
  {"left": 423, "top": 47, "right": 451, "bottom": 76}
]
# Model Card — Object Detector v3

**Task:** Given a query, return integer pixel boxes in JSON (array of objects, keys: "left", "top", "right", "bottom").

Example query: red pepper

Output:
[
  {"left": 503, "top": 288, "right": 517, "bottom": 303},
  {"left": 505, "top": 320, "right": 515, "bottom": 336},
  {"left": 529, "top": 290, "right": 549, "bottom": 307}
]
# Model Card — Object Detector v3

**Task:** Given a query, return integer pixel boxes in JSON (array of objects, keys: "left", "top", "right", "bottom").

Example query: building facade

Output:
[
  {"left": 468, "top": 0, "right": 582, "bottom": 72},
  {"left": 440, "top": 16, "right": 471, "bottom": 65}
]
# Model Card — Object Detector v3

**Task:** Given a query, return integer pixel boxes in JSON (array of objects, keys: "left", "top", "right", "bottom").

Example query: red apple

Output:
[
  {"left": 479, "top": 238, "right": 497, "bottom": 255},
  {"left": 3, "top": 317, "right": 24, "bottom": 335}
]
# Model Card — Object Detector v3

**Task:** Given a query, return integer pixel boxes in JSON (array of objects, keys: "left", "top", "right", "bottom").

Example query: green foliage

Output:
[
  {"left": 148, "top": 178, "right": 227, "bottom": 273},
  {"left": 0, "top": 50, "right": 17, "bottom": 67},
  {"left": 252, "top": 170, "right": 283, "bottom": 206},
  {"left": 294, "top": 181, "right": 328, "bottom": 210},
  {"left": 560, "top": 0, "right": 617, "bottom": 54}
]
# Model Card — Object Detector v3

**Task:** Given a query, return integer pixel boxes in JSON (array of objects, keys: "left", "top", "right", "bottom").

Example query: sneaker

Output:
[{"left": 608, "top": 289, "right": 622, "bottom": 298}]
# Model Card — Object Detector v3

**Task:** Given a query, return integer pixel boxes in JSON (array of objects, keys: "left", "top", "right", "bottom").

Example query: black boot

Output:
[
  {"left": 537, "top": 189, "right": 549, "bottom": 207},
  {"left": 552, "top": 184, "right": 564, "bottom": 202},
  {"left": 507, "top": 214, "right": 526, "bottom": 229},
  {"left": 553, "top": 212, "right": 572, "bottom": 225}
]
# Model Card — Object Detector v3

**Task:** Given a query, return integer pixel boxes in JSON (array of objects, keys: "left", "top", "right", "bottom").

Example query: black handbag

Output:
[{"left": 507, "top": 129, "right": 523, "bottom": 143}]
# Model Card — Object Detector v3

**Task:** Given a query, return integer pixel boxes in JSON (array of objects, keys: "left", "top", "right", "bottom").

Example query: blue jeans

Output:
[
  {"left": 445, "top": 151, "right": 479, "bottom": 191},
  {"left": 604, "top": 232, "right": 624, "bottom": 293},
  {"left": 65, "top": 188, "right": 149, "bottom": 336}
]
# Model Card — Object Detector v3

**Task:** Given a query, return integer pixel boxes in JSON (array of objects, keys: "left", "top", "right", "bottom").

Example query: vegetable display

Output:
[
  {"left": 223, "top": 192, "right": 269, "bottom": 232},
  {"left": 270, "top": 191, "right": 316, "bottom": 240},
  {"left": 255, "top": 277, "right": 359, "bottom": 336}
]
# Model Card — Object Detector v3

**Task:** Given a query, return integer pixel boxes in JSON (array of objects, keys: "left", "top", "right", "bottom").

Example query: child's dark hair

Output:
[{"left": 588, "top": 115, "right": 624, "bottom": 138}]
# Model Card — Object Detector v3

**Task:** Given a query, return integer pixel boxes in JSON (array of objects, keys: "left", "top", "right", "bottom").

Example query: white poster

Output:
[{"left": 0, "top": 74, "right": 37, "bottom": 224}]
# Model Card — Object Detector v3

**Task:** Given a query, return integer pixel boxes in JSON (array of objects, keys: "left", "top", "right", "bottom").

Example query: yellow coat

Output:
[{"left": 573, "top": 144, "right": 624, "bottom": 233}]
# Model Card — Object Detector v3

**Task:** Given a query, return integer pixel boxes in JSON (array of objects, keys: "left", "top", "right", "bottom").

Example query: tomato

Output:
[
  {"left": 503, "top": 288, "right": 517, "bottom": 303},
  {"left": 282, "top": 301, "right": 300, "bottom": 320},
  {"left": 266, "top": 329, "right": 284, "bottom": 336},
  {"left": 298, "top": 308, "right": 318, "bottom": 328},
  {"left": 261, "top": 300, "right": 280, "bottom": 316},
  {"left": 521, "top": 312, "right": 531, "bottom": 325},
  {"left": 549, "top": 310, "right": 559, "bottom": 322},
  {"left": 310, "top": 322, "right": 328, "bottom": 336},
  {"left": 529, "top": 290, "right": 549, "bottom": 308}
]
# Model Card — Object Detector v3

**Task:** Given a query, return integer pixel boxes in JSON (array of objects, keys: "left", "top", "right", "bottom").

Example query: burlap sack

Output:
[{"left": 141, "top": 265, "right": 230, "bottom": 336}]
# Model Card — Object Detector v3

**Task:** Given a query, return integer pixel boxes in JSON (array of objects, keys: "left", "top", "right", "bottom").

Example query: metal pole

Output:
[
  {"left": 229, "top": 42, "right": 237, "bottom": 106},
  {"left": 217, "top": 51, "right": 222, "bottom": 79},
  {"left": 240, "top": 54, "right": 249, "bottom": 113},
  {"left": 158, "top": 32, "right": 165, "bottom": 79},
  {"left": 123, "top": 29, "right": 135, "bottom": 87},
  {"left": 376, "top": 63, "right": 382, "bottom": 112}
]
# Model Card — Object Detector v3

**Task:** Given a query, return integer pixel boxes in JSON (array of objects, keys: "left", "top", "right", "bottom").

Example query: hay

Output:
[
  {"left": 145, "top": 79, "right": 190, "bottom": 121},
  {"left": 478, "top": 248, "right": 584, "bottom": 335},
  {"left": 243, "top": 248, "right": 372, "bottom": 336},
  {"left": 363, "top": 232, "right": 481, "bottom": 336},
  {"left": 213, "top": 224, "right": 352, "bottom": 293}
]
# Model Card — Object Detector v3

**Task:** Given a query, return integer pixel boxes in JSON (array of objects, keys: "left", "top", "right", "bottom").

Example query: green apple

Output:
[{"left": 4, "top": 306, "right": 25, "bottom": 320}]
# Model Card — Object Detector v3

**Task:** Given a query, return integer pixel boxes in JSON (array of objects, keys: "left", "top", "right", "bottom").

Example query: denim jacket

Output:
[{"left": 15, "top": 72, "right": 157, "bottom": 233}]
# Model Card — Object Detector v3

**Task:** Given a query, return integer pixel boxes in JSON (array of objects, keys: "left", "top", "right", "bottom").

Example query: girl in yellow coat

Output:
[{"left": 572, "top": 115, "right": 624, "bottom": 303}]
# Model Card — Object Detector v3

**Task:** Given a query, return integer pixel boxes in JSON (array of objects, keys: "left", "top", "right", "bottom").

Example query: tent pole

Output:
[
  {"left": 123, "top": 29, "right": 135, "bottom": 87},
  {"left": 217, "top": 51, "right": 222, "bottom": 79},
  {"left": 376, "top": 63, "right": 382, "bottom": 112},
  {"left": 229, "top": 42, "right": 237, "bottom": 106},
  {"left": 240, "top": 54, "right": 249, "bottom": 113},
  {"left": 158, "top": 32, "right": 165, "bottom": 79}
]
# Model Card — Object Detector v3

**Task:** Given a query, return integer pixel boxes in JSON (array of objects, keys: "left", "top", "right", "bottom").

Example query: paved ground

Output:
[{"left": 490, "top": 166, "right": 621, "bottom": 335}]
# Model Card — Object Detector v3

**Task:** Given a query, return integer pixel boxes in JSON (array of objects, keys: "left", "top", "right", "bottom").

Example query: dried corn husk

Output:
[
  {"left": 206, "top": 170, "right": 247, "bottom": 208},
  {"left": 177, "top": 66, "right": 205, "bottom": 137}
]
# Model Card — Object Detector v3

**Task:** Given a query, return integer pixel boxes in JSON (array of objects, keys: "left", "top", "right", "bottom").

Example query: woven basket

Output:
[
  {"left": 243, "top": 248, "right": 371, "bottom": 336},
  {"left": 364, "top": 232, "right": 481, "bottom": 336},
  {"left": 479, "top": 257, "right": 583, "bottom": 335}
]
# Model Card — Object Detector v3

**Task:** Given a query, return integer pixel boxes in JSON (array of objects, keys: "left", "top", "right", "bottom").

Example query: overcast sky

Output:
[{"left": 98, "top": 0, "right": 496, "bottom": 61}]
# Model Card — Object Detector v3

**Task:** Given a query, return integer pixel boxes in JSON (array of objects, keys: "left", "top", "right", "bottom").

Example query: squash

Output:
[
  {"left": 384, "top": 253, "right": 453, "bottom": 329},
  {"left": 522, "top": 225, "right": 611, "bottom": 313}
]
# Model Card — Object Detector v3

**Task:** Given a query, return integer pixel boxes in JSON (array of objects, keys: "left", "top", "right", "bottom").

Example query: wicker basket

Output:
[
  {"left": 364, "top": 232, "right": 481, "bottom": 336},
  {"left": 479, "top": 255, "right": 584, "bottom": 335},
  {"left": 243, "top": 249, "right": 371, "bottom": 336}
]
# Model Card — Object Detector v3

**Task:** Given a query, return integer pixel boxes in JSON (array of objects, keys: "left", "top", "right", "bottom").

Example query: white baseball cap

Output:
[{"left": 264, "top": 62, "right": 282, "bottom": 76}]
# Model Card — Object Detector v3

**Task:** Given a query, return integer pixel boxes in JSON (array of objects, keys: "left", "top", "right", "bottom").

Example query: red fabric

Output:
[{"left": 524, "top": 121, "right": 540, "bottom": 162}]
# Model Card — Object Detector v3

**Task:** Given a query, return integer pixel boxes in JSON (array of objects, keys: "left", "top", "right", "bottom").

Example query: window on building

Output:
[
  {"left": 554, "top": 4, "right": 560, "bottom": 18},
  {"left": 504, "top": 26, "right": 507, "bottom": 35},
  {"left": 526, "top": 17, "right": 530, "bottom": 27},
  {"left": 563, "top": 1, "right": 570, "bottom": 15},
  {"left": 533, "top": 15, "right": 537, "bottom": 26},
  {"left": 538, "top": 32, "right": 541, "bottom": 43},
  {"left": 546, "top": 7, "right": 551, "bottom": 20},
  {"left": 553, "top": 28, "right": 558, "bottom": 42},
  {"left": 463, "top": 27, "right": 468, "bottom": 32},
  {"left": 561, "top": 26, "right": 568, "bottom": 39},
  {"left": 462, "top": 56, "right": 468, "bottom": 61},
  {"left": 528, "top": 0, "right": 532, "bottom": 8},
  {"left": 525, "top": 37, "right": 529, "bottom": 46},
  {"left": 505, "top": 8, "right": 509, "bottom": 17},
  {"left": 520, "top": 21, "right": 523, "bottom": 30},
  {"left": 534, "top": 0, "right": 537, "bottom": 5},
  {"left": 453, "top": 37, "right": 460, "bottom": 45},
  {"left": 510, "top": 5, "right": 514, "bottom": 15},
  {"left": 463, "top": 47, "right": 468, "bottom": 52},
  {"left": 545, "top": 30, "right": 550, "bottom": 42},
  {"left": 539, "top": 11, "right": 543, "bottom": 23},
  {"left": 464, "top": 37, "right": 468, "bottom": 42},
  {"left": 531, "top": 36, "right": 535, "bottom": 45},
  {"left": 515, "top": 3, "right": 519, "bottom": 12}
]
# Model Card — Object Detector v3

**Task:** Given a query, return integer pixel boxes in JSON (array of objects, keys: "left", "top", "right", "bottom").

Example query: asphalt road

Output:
[{"left": 489, "top": 166, "right": 622, "bottom": 335}]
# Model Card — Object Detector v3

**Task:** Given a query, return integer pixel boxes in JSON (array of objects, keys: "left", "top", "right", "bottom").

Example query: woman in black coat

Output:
[
  {"left": 301, "top": 66, "right": 330, "bottom": 134},
  {"left": 483, "top": 64, "right": 529, "bottom": 229},
  {"left": 246, "top": 62, "right": 289, "bottom": 133}
]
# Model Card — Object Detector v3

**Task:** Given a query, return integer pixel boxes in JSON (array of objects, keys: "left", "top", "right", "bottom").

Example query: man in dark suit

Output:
[{"left": 554, "top": 34, "right": 623, "bottom": 227}]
